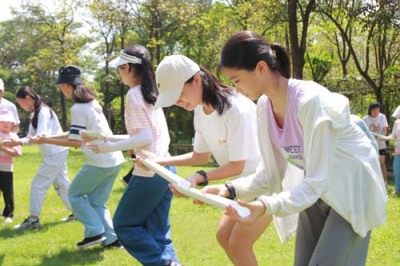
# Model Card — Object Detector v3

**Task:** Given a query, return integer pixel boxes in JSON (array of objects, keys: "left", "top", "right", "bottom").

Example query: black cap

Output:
[{"left": 56, "top": 65, "right": 84, "bottom": 85}]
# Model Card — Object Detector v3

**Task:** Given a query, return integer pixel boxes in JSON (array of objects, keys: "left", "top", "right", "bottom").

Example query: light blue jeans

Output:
[
  {"left": 393, "top": 155, "right": 400, "bottom": 193},
  {"left": 113, "top": 166, "right": 179, "bottom": 266},
  {"left": 68, "top": 163, "right": 122, "bottom": 245}
]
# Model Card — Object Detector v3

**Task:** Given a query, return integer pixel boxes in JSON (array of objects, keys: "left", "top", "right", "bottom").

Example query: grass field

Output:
[{"left": 0, "top": 146, "right": 399, "bottom": 265}]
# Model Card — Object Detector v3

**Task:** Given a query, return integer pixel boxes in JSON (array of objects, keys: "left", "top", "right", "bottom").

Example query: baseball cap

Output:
[
  {"left": 0, "top": 110, "right": 15, "bottom": 123},
  {"left": 155, "top": 55, "right": 200, "bottom": 108},
  {"left": 56, "top": 65, "right": 84, "bottom": 85},
  {"left": 0, "top": 78, "right": 4, "bottom": 91},
  {"left": 109, "top": 50, "right": 142, "bottom": 67}
]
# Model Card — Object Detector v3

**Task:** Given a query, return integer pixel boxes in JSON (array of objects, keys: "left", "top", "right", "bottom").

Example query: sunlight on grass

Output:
[{"left": 0, "top": 146, "right": 398, "bottom": 265}]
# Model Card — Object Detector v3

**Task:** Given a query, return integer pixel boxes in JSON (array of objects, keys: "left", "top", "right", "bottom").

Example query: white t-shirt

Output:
[
  {"left": 363, "top": 113, "right": 388, "bottom": 149},
  {"left": 27, "top": 106, "right": 68, "bottom": 157},
  {"left": 68, "top": 100, "right": 124, "bottom": 167},
  {"left": 193, "top": 93, "right": 260, "bottom": 177},
  {"left": 0, "top": 98, "right": 20, "bottom": 125},
  {"left": 125, "top": 86, "right": 170, "bottom": 177}
]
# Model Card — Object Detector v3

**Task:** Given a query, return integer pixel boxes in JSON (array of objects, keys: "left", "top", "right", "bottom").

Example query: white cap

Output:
[
  {"left": 109, "top": 50, "right": 142, "bottom": 67},
  {"left": 0, "top": 78, "right": 4, "bottom": 91},
  {"left": 155, "top": 55, "right": 200, "bottom": 108},
  {"left": 0, "top": 110, "right": 14, "bottom": 123},
  {"left": 392, "top": 106, "right": 400, "bottom": 119}
]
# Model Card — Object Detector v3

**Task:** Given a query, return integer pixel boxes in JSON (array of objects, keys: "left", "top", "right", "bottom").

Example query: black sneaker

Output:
[
  {"left": 60, "top": 213, "right": 76, "bottom": 222},
  {"left": 77, "top": 234, "right": 106, "bottom": 249},
  {"left": 103, "top": 239, "right": 124, "bottom": 249}
]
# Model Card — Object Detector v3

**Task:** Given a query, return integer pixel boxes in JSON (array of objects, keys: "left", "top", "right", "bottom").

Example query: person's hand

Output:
[
  {"left": 1, "top": 138, "right": 20, "bottom": 147},
  {"left": 186, "top": 173, "right": 204, "bottom": 188},
  {"left": 80, "top": 130, "right": 98, "bottom": 142},
  {"left": 29, "top": 134, "right": 47, "bottom": 144},
  {"left": 86, "top": 143, "right": 101, "bottom": 153},
  {"left": 169, "top": 183, "right": 188, "bottom": 198},
  {"left": 224, "top": 200, "right": 266, "bottom": 225},
  {"left": 202, "top": 184, "right": 229, "bottom": 197},
  {"left": 134, "top": 155, "right": 151, "bottom": 170}
]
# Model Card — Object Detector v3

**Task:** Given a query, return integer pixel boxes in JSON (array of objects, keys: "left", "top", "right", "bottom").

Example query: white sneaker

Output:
[{"left": 5, "top": 217, "right": 12, "bottom": 223}]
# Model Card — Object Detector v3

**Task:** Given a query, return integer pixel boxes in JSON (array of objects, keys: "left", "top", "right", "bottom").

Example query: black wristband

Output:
[
  {"left": 225, "top": 182, "right": 236, "bottom": 200},
  {"left": 196, "top": 170, "right": 208, "bottom": 186}
]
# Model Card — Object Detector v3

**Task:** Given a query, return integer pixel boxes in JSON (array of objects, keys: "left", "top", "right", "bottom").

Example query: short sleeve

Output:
[
  {"left": 69, "top": 105, "right": 86, "bottom": 141},
  {"left": 125, "top": 90, "right": 152, "bottom": 133}
]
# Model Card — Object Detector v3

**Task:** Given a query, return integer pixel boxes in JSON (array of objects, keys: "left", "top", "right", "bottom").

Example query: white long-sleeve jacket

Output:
[{"left": 231, "top": 80, "right": 387, "bottom": 240}]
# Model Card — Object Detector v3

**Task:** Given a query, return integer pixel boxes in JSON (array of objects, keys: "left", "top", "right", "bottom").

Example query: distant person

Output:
[
  {"left": 31, "top": 66, "right": 124, "bottom": 249},
  {"left": 6, "top": 86, "right": 74, "bottom": 230},
  {"left": 153, "top": 54, "right": 270, "bottom": 266},
  {"left": 375, "top": 106, "right": 400, "bottom": 196},
  {"left": 0, "top": 110, "right": 22, "bottom": 223},
  {"left": 0, "top": 78, "right": 20, "bottom": 133},
  {"left": 363, "top": 102, "right": 388, "bottom": 189}
]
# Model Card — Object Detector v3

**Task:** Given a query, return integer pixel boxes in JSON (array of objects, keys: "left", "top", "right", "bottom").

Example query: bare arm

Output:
[
  {"left": 30, "top": 133, "right": 81, "bottom": 148},
  {"left": 158, "top": 151, "right": 211, "bottom": 166}
]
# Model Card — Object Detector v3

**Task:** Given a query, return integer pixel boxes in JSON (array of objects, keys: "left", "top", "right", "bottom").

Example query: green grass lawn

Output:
[{"left": 0, "top": 146, "right": 399, "bottom": 265}]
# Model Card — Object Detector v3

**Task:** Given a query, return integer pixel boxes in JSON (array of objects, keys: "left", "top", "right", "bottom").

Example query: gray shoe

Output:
[{"left": 13, "top": 217, "right": 41, "bottom": 230}]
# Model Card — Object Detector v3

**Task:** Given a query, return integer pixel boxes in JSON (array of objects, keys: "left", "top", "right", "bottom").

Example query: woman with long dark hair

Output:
[
  {"left": 31, "top": 66, "right": 124, "bottom": 249},
  {"left": 9, "top": 86, "right": 73, "bottom": 230},
  {"left": 153, "top": 54, "right": 270, "bottom": 266},
  {"left": 88, "top": 45, "right": 180, "bottom": 265},
  {"left": 207, "top": 31, "right": 387, "bottom": 265}
]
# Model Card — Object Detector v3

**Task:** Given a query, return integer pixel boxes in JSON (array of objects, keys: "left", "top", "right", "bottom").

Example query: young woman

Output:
[
  {"left": 8, "top": 86, "right": 74, "bottom": 230},
  {"left": 153, "top": 54, "right": 271, "bottom": 266},
  {"left": 87, "top": 46, "right": 180, "bottom": 265},
  {"left": 31, "top": 66, "right": 124, "bottom": 249},
  {"left": 363, "top": 102, "right": 389, "bottom": 189},
  {"left": 206, "top": 31, "right": 387, "bottom": 265}
]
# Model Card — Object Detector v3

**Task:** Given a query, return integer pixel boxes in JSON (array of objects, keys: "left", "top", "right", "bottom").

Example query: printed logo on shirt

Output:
[
  {"left": 368, "top": 123, "right": 381, "bottom": 133},
  {"left": 281, "top": 145, "right": 305, "bottom": 171}
]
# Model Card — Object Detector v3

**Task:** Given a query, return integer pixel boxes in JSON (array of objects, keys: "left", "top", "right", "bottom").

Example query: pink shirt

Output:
[
  {"left": 266, "top": 79, "right": 305, "bottom": 171},
  {"left": 125, "top": 86, "right": 170, "bottom": 176},
  {"left": 0, "top": 131, "right": 22, "bottom": 171}
]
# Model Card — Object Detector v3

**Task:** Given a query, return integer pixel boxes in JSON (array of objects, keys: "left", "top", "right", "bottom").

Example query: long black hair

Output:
[
  {"left": 16, "top": 86, "right": 53, "bottom": 129},
  {"left": 219, "top": 31, "right": 291, "bottom": 79},
  {"left": 185, "top": 66, "right": 234, "bottom": 115},
  {"left": 122, "top": 45, "right": 158, "bottom": 105},
  {"left": 71, "top": 84, "right": 96, "bottom": 103}
]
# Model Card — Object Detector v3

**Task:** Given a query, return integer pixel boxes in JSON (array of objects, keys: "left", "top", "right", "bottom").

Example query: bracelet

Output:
[
  {"left": 224, "top": 182, "right": 236, "bottom": 200},
  {"left": 196, "top": 170, "right": 208, "bottom": 186}
]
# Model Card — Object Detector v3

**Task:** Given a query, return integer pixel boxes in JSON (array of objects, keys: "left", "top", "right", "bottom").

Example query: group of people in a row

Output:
[{"left": 0, "top": 31, "right": 390, "bottom": 266}]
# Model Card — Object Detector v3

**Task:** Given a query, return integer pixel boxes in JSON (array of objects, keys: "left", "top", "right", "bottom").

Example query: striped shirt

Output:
[{"left": 125, "top": 86, "right": 170, "bottom": 177}]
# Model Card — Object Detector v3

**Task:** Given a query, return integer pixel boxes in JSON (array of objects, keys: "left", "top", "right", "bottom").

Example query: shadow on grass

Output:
[
  {"left": 0, "top": 254, "right": 4, "bottom": 265},
  {"left": 0, "top": 220, "right": 66, "bottom": 239},
  {"left": 40, "top": 246, "right": 106, "bottom": 265}
]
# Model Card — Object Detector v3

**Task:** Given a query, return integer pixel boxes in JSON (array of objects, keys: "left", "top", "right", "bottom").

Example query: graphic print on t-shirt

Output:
[{"left": 281, "top": 145, "right": 305, "bottom": 171}]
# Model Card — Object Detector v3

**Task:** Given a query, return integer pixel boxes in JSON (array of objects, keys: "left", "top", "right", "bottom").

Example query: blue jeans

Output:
[
  {"left": 393, "top": 155, "right": 400, "bottom": 193},
  {"left": 113, "top": 166, "right": 179, "bottom": 266},
  {"left": 68, "top": 163, "right": 122, "bottom": 245}
]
